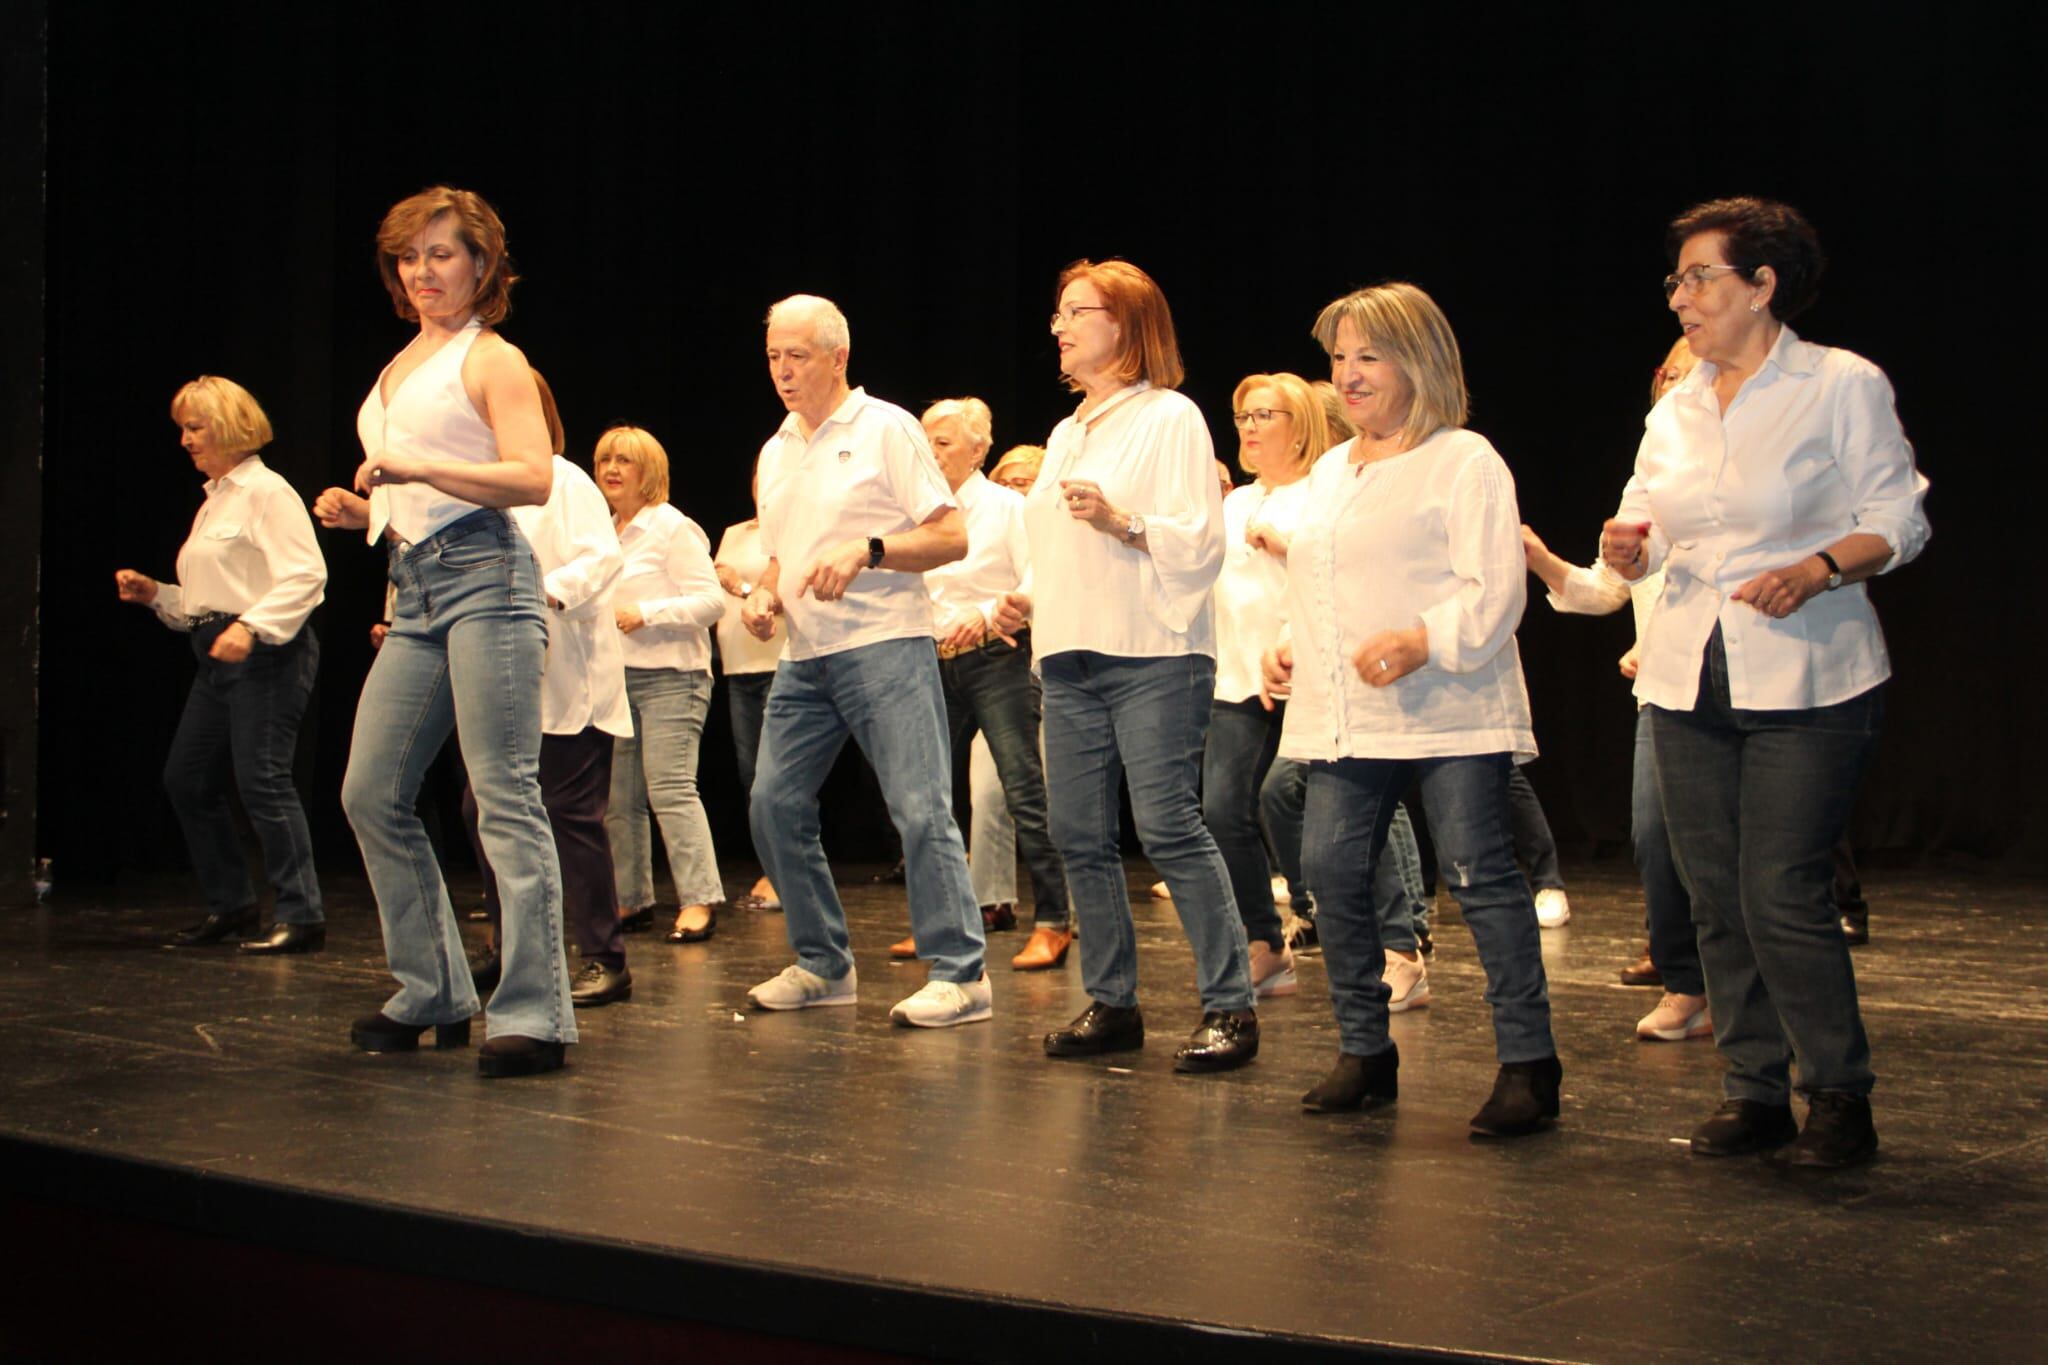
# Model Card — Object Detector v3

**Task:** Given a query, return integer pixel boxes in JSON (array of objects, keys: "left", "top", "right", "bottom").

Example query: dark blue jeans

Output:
[
  {"left": 726, "top": 670, "right": 773, "bottom": 798},
  {"left": 940, "top": 631, "right": 1069, "bottom": 926},
  {"left": 1204, "top": 697, "right": 1285, "bottom": 949},
  {"left": 1506, "top": 766, "right": 1563, "bottom": 892},
  {"left": 1651, "top": 628, "right": 1882, "bottom": 1102},
  {"left": 1303, "top": 753, "right": 1554, "bottom": 1062},
  {"left": 162, "top": 621, "right": 323, "bottom": 925},
  {"left": 1633, "top": 708, "right": 1703, "bottom": 995},
  {"left": 1263, "top": 756, "right": 1427, "bottom": 949}
]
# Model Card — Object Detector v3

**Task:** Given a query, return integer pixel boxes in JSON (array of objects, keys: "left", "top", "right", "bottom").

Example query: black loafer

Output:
[
  {"left": 1470, "top": 1056, "right": 1562, "bottom": 1137},
  {"left": 238, "top": 923, "right": 325, "bottom": 955},
  {"left": 351, "top": 1012, "right": 472, "bottom": 1053},
  {"left": 1690, "top": 1098, "right": 1798, "bottom": 1156},
  {"left": 1773, "top": 1092, "right": 1878, "bottom": 1168},
  {"left": 170, "top": 906, "right": 259, "bottom": 947},
  {"left": 1173, "top": 1010, "right": 1260, "bottom": 1074},
  {"left": 1302, "top": 1045, "right": 1399, "bottom": 1112},
  {"left": 619, "top": 906, "right": 655, "bottom": 933},
  {"left": 570, "top": 960, "right": 633, "bottom": 1007},
  {"left": 665, "top": 905, "right": 717, "bottom": 943},
  {"left": 1044, "top": 1001, "right": 1144, "bottom": 1057},
  {"left": 478, "top": 1035, "right": 567, "bottom": 1078}
]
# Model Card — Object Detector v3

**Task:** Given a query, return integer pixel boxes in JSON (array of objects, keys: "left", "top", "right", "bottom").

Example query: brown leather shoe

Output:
[
  {"left": 1010, "top": 924, "right": 1073, "bottom": 971},
  {"left": 888, "top": 935, "right": 918, "bottom": 959},
  {"left": 1619, "top": 945, "right": 1662, "bottom": 987}
]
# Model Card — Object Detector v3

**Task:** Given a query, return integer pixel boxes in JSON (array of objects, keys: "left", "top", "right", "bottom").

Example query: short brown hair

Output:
[
  {"left": 1666, "top": 196, "right": 1826, "bottom": 322},
  {"left": 593, "top": 425, "right": 670, "bottom": 505},
  {"left": 375, "top": 186, "right": 520, "bottom": 326},
  {"left": 1312, "top": 283, "right": 1468, "bottom": 451},
  {"left": 170, "top": 375, "right": 273, "bottom": 456},
  {"left": 1055, "top": 259, "right": 1184, "bottom": 393},
  {"left": 1230, "top": 372, "right": 1333, "bottom": 478}
]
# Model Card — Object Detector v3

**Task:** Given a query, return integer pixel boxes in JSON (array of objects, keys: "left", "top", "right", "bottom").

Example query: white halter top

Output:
[{"left": 357, "top": 316, "right": 498, "bottom": 544}]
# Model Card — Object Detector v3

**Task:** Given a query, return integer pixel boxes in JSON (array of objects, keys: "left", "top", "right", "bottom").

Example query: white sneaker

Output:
[
  {"left": 890, "top": 973, "right": 993, "bottom": 1028},
  {"left": 1383, "top": 951, "right": 1431, "bottom": 1013},
  {"left": 1636, "top": 992, "right": 1712, "bottom": 1041},
  {"left": 1249, "top": 940, "right": 1298, "bottom": 998},
  {"left": 748, "top": 963, "right": 858, "bottom": 1011},
  {"left": 1534, "top": 888, "right": 1571, "bottom": 928}
]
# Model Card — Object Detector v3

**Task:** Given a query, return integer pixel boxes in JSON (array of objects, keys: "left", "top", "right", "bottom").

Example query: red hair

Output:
[
  {"left": 1056, "top": 259, "right": 1184, "bottom": 392},
  {"left": 375, "top": 186, "right": 519, "bottom": 326}
]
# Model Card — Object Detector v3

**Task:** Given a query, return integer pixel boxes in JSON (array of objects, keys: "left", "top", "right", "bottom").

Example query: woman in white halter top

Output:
[{"left": 312, "top": 186, "right": 576, "bottom": 1078}]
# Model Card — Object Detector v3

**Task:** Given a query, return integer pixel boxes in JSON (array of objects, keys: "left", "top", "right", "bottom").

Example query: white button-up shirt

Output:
[
  {"left": 925, "top": 472, "right": 1029, "bottom": 636},
  {"left": 1278, "top": 430, "right": 1535, "bottom": 763},
  {"left": 1213, "top": 477, "right": 1312, "bottom": 704},
  {"left": 152, "top": 455, "right": 327, "bottom": 645},
  {"left": 756, "top": 387, "right": 955, "bottom": 661},
  {"left": 1610, "top": 327, "right": 1931, "bottom": 711},
  {"left": 508, "top": 457, "right": 630, "bottom": 738},
  {"left": 1022, "top": 383, "right": 1223, "bottom": 661},
  {"left": 613, "top": 502, "right": 725, "bottom": 673},
  {"left": 713, "top": 519, "right": 785, "bottom": 676}
]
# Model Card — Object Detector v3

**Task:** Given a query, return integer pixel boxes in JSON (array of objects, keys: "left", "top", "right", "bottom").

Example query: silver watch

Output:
[{"left": 1122, "top": 513, "right": 1145, "bottom": 543}]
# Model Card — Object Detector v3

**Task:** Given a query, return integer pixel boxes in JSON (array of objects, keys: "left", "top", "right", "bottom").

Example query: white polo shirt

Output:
[
  {"left": 757, "top": 387, "right": 955, "bottom": 660},
  {"left": 925, "top": 472, "right": 1029, "bottom": 635}
]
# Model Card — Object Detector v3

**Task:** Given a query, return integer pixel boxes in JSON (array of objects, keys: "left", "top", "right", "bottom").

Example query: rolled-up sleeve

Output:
[
  {"left": 640, "top": 518, "right": 727, "bottom": 629},
  {"left": 1419, "top": 455, "right": 1527, "bottom": 674},
  {"left": 1834, "top": 363, "right": 1931, "bottom": 572}
]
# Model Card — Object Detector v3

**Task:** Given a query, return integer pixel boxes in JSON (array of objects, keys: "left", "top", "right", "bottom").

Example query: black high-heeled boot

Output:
[{"left": 1301, "top": 1045, "right": 1399, "bottom": 1112}]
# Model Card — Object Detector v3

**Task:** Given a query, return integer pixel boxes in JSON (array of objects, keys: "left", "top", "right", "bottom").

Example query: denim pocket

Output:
[{"left": 437, "top": 535, "right": 509, "bottom": 573}]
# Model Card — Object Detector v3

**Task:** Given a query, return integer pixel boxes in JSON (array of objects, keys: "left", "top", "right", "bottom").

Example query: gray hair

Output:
[
  {"left": 921, "top": 397, "right": 993, "bottom": 459},
  {"left": 765, "top": 293, "right": 851, "bottom": 354}
]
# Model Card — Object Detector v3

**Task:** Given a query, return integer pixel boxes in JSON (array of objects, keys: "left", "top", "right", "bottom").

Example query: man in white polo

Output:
[{"left": 740, "top": 294, "right": 991, "bottom": 1027}]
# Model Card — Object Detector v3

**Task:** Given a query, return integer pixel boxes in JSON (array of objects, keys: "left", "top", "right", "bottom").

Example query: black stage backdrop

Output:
[{"left": 32, "top": 2, "right": 2041, "bottom": 893}]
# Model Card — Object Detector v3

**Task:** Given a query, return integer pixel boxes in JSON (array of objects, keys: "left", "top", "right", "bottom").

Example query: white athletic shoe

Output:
[
  {"left": 1636, "top": 992, "right": 1713, "bottom": 1041},
  {"left": 748, "top": 963, "right": 858, "bottom": 1011},
  {"left": 1534, "top": 888, "right": 1572, "bottom": 928},
  {"left": 1383, "top": 951, "right": 1431, "bottom": 1013},
  {"left": 1249, "top": 940, "right": 1299, "bottom": 998},
  {"left": 890, "top": 973, "right": 993, "bottom": 1028}
]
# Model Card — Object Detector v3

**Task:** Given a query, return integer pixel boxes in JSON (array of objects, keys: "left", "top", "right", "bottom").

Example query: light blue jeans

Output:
[
  {"left": 608, "top": 667, "right": 723, "bottom": 909},
  {"left": 1040, "top": 651, "right": 1253, "bottom": 1013},
  {"left": 340, "top": 510, "right": 575, "bottom": 1044},
  {"left": 750, "top": 636, "right": 985, "bottom": 983}
]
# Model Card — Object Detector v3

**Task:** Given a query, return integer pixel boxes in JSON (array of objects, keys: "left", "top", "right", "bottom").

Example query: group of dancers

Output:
[{"left": 118, "top": 186, "right": 1928, "bottom": 1167}]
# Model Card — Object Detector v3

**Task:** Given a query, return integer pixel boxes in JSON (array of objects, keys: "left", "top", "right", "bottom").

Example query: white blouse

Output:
[
  {"left": 712, "top": 520, "right": 785, "bottom": 676},
  {"left": 357, "top": 316, "right": 498, "bottom": 545},
  {"left": 925, "top": 472, "right": 1030, "bottom": 636},
  {"left": 613, "top": 502, "right": 725, "bottom": 673},
  {"left": 152, "top": 455, "right": 327, "bottom": 645},
  {"left": 1022, "top": 383, "right": 1223, "bottom": 661},
  {"left": 508, "top": 457, "right": 630, "bottom": 738},
  {"left": 1213, "top": 477, "right": 1312, "bottom": 704},
  {"left": 1610, "top": 326, "right": 1931, "bottom": 711},
  {"left": 1278, "top": 430, "right": 1535, "bottom": 763}
]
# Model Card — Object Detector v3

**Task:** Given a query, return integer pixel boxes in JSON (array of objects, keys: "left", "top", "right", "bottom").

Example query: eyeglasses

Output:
[
  {"left": 1662, "top": 264, "right": 1749, "bottom": 299},
  {"left": 1231, "top": 408, "right": 1292, "bottom": 430},
  {"left": 1049, "top": 305, "right": 1113, "bottom": 329}
]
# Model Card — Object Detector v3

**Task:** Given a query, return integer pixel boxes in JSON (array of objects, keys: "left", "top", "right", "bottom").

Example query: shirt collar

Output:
[
  {"left": 1075, "top": 380, "right": 1150, "bottom": 426},
  {"left": 622, "top": 501, "right": 665, "bottom": 536},
  {"left": 1760, "top": 324, "right": 1818, "bottom": 378},
  {"left": 776, "top": 386, "right": 869, "bottom": 445},
  {"left": 955, "top": 470, "right": 989, "bottom": 506},
  {"left": 207, "top": 454, "right": 264, "bottom": 496}
]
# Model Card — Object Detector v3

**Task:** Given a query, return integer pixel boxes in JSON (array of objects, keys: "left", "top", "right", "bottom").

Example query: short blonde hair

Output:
[
  {"left": 922, "top": 397, "right": 993, "bottom": 464},
  {"left": 1312, "top": 282, "right": 1468, "bottom": 451},
  {"left": 1230, "top": 372, "right": 1333, "bottom": 479},
  {"left": 170, "top": 376, "right": 273, "bottom": 456},
  {"left": 592, "top": 425, "right": 670, "bottom": 505},
  {"left": 988, "top": 444, "right": 1044, "bottom": 489}
]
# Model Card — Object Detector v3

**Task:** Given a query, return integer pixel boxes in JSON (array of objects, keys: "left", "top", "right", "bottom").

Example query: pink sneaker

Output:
[
  {"left": 1636, "top": 992, "right": 1712, "bottom": 1041},
  {"left": 1383, "top": 950, "right": 1430, "bottom": 1013},
  {"left": 1249, "top": 940, "right": 1298, "bottom": 998}
]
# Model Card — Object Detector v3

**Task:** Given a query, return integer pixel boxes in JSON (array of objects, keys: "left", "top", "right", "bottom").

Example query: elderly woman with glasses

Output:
[
  {"left": 1598, "top": 197, "right": 1930, "bottom": 1168},
  {"left": 994, "top": 259, "right": 1257, "bottom": 1073}
]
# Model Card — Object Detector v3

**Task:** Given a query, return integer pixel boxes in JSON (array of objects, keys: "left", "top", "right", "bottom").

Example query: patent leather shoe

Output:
[
  {"left": 1690, "top": 1098, "right": 1798, "bottom": 1157},
  {"left": 1173, "top": 1010, "right": 1259, "bottom": 1074},
  {"left": 1043, "top": 1001, "right": 1144, "bottom": 1057},
  {"left": 1301, "top": 1045, "right": 1399, "bottom": 1112},
  {"left": 238, "top": 922, "right": 325, "bottom": 955},
  {"left": 351, "top": 1012, "right": 472, "bottom": 1053},
  {"left": 1469, "top": 1055, "right": 1562, "bottom": 1137},
  {"left": 478, "top": 1035, "right": 567, "bottom": 1078},
  {"left": 170, "top": 906, "right": 258, "bottom": 947}
]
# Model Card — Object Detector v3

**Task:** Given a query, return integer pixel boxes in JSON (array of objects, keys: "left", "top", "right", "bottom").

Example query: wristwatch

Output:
[
  {"left": 867, "top": 536, "right": 886, "bottom": 569},
  {"left": 1815, "top": 550, "right": 1843, "bottom": 591},
  {"left": 1122, "top": 514, "right": 1145, "bottom": 544}
]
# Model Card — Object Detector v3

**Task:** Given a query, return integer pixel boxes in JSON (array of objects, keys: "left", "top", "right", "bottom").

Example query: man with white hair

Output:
[{"left": 740, "top": 295, "right": 991, "bottom": 1026}]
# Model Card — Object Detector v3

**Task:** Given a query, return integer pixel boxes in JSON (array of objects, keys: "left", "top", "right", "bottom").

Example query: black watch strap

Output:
[
  {"left": 1816, "top": 549, "right": 1842, "bottom": 589},
  {"left": 867, "top": 536, "right": 886, "bottom": 569}
]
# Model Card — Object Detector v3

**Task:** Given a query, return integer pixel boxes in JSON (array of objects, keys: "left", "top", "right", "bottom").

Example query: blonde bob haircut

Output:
[
  {"left": 592, "top": 425, "right": 670, "bottom": 505},
  {"left": 922, "top": 397, "right": 994, "bottom": 464},
  {"left": 1312, "top": 282, "right": 1468, "bottom": 451},
  {"left": 376, "top": 185, "right": 520, "bottom": 326},
  {"left": 1312, "top": 379, "right": 1357, "bottom": 442},
  {"left": 1056, "top": 259, "right": 1185, "bottom": 393},
  {"left": 170, "top": 375, "right": 273, "bottom": 456},
  {"left": 988, "top": 444, "right": 1045, "bottom": 488},
  {"left": 1230, "top": 372, "right": 1332, "bottom": 479}
]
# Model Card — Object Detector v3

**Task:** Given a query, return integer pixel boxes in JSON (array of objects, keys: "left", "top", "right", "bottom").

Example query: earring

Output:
[{"left": 1749, "top": 300, "right": 1762, "bottom": 313}]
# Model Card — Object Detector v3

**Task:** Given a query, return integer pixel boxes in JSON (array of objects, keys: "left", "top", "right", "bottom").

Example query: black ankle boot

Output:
[
  {"left": 350, "top": 1012, "right": 472, "bottom": 1053},
  {"left": 1301, "top": 1045, "right": 1398, "bottom": 1112},
  {"left": 1469, "top": 1055, "right": 1562, "bottom": 1137},
  {"left": 1774, "top": 1092, "right": 1877, "bottom": 1168}
]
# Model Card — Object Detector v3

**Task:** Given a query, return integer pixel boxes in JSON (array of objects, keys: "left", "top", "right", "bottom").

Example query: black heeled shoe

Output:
[
  {"left": 1302, "top": 1045, "right": 1399, "bottom": 1112},
  {"left": 238, "top": 923, "right": 325, "bottom": 955},
  {"left": 170, "top": 906, "right": 259, "bottom": 947},
  {"left": 350, "top": 1012, "right": 472, "bottom": 1053},
  {"left": 478, "top": 1035, "right": 567, "bottom": 1078}
]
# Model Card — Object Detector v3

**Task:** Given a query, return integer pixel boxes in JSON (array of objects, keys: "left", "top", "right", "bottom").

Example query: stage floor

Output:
[{"left": 2, "top": 860, "right": 2044, "bottom": 1362}]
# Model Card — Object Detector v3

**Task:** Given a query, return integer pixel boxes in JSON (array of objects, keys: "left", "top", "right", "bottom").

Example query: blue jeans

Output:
[
  {"left": 1204, "top": 697, "right": 1284, "bottom": 950},
  {"left": 1506, "top": 766, "right": 1564, "bottom": 892},
  {"left": 1040, "top": 651, "right": 1252, "bottom": 1013},
  {"left": 726, "top": 670, "right": 773, "bottom": 798},
  {"left": 1651, "top": 627, "right": 1881, "bottom": 1102},
  {"left": 1303, "top": 754, "right": 1553, "bottom": 1062},
  {"left": 750, "top": 636, "right": 985, "bottom": 983},
  {"left": 1263, "top": 756, "right": 1426, "bottom": 949},
  {"left": 340, "top": 510, "right": 574, "bottom": 1043},
  {"left": 941, "top": 631, "right": 1068, "bottom": 926},
  {"left": 1633, "top": 708, "right": 1702, "bottom": 996},
  {"left": 609, "top": 667, "right": 723, "bottom": 908},
  {"left": 162, "top": 621, "right": 323, "bottom": 925}
]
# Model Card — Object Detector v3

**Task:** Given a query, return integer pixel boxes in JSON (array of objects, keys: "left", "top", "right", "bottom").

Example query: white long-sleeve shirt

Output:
[
  {"left": 925, "top": 472, "right": 1029, "bottom": 636},
  {"left": 1609, "top": 326, "right": 1931, "bottom": 711},
  {"left": 1023, "top": 383, "right": 1223, "bottom": 661},
  {"left": 1278, "top": 430, "right": 1535, "bottom": 763},
  {"left": 1213, "top": 477, "right": 1312, "bottom": 704},
  {"left": 613, "top": 502, "right": 724, "bottom": 673},
  {"left": 508, "top": 457, "right": 630, "bottom": 737},
  {"left": 151, "top": 455, "right": 327, "bottom": 645},
  {"left": 712, "top": 520, "right": 785, "bottom": 676}
]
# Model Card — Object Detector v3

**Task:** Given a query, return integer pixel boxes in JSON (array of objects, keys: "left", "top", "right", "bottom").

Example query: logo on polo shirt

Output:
[{"left": 838, "top": 450, "right": 852, "bottom": 463}]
